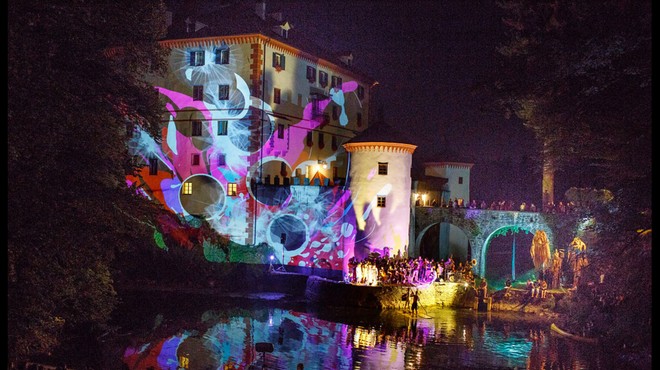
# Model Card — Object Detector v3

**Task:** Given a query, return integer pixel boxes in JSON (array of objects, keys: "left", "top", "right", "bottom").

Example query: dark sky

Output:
[{"left": 270, "top": 0, "right": 541, "bottom": 202}]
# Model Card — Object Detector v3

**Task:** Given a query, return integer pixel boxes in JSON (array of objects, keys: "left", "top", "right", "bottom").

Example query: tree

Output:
[
  {"left": 489, "top": 0, "right": 651, "bottom": 201},
  {"left": 486, "top": 1, "right": 651, "bottom": 365},
  {"left": 8, "top": 0, "right": 168, "bottom": 363}
]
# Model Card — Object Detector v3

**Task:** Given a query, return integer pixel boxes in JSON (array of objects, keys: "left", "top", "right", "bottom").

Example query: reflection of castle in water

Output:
[{"left": 120, "top": 302, "right": 587, "bottom": 370}]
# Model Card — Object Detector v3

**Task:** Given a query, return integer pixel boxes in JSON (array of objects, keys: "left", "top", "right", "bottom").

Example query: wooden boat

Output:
[{"left": 550, "top": 323, "right": 598, "bottom": 344}]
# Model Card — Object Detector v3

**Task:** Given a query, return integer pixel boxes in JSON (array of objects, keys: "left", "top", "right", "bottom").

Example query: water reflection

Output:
[{"left": 116, "top": 295, "right": 608, "bottom": 370}]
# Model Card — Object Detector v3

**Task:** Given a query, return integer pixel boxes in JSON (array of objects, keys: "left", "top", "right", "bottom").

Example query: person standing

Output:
[{"left": 411, "top": 290, "right": 420, "bottom": 316}]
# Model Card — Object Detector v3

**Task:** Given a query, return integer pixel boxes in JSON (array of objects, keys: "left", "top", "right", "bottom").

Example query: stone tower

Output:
[{"left": 343, "top": 122, "right": 417, "bottom": 259}]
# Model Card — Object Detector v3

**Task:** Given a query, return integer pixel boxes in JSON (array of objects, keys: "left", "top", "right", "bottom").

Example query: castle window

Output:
[
  {"left": 272, "top": 52, "right": 286, "bottom": 70},
  {"left": 377, "top": 196, "right": 386, "bottom": 208},
  {"left": 306, "top": 131, "right": 313, "bottom": 147},
  {"left": 217, "top": 153, "right": 226, "bottom": 166},
  {"left": 277, "top": 123, "right": 285, "bottom": 139},
  {"left": 193, "top": 85, "right": 204, "bottom": 101},
  {"left": 191, "top": 154, "right": 200, "bottom": 166},
  {"left": 378, "top": 162, "right": 388, "bottom": 175},
  {"left": 190, "top": 51, "right": 204, "bottom": 66},
  {"left": 311, "top": 94, "right": 323, "bottom": 117},
  {"left": 227, "top": 182, "right": 237, "bottom": 196},
  {"left": 331, "top": 135, "right": 338, "bottom": 150},
  {"left": 318, "top": 132, "right": 324, "bottom": 149},
  {"left": 148, "top": 157, "right": 158, "bottom": 175},
  {"left": 319, "top": 71, "right": 328, "bottom": 87},
  {"left": 191, "top": 120, "right": 202, "bottom": 136},
  {"left": 458, "top": 177, "right": 463, "bottom": 184},
  {"left": 218, "top": 84, "right": 229, "bottom": 100},
  {"left": 217, "top": 120, "right": 228, "bottom": 135},
  {"left": 357, "top": 85, "right": 365, "bottom": 99},
  {"left": 215, "top": 48, "right": 229, "bottom": 64},
  {"left": 332, "top": 105, "right": 339, "bottom": 120},
  {"left": 331, "top": 75, "right": 342, "bottom": 89},
  {"left": 182, "top": 182, "right": 193, "bottom": 195},
  {"left": 274, "top": 88, "right": 281, "bottom": 104},
  {"left": 357, "top": 112, "right": 362, "bottom": 127},
  {"left": 306, "top": 66, "right": 316, "bottom": 82}
]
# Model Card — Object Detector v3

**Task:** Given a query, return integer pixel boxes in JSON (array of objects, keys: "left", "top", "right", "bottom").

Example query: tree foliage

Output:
[
  {"left": 490, "top": 0, "right": 651, "bottom": 200},
  {"left": 487, "top": 1, "right": 651, "bottom": 365},
  {"left": 8, "top": 0, "right": 168, "bottom": 362}
]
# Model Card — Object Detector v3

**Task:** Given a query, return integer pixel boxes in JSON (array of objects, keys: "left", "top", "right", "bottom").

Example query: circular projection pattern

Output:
[
  {"left": 228, "top": 107, "right": 274, "bottom": 153},
  {"left": 179, "top": 174, "right": 225, "bottom": 218},
  {"left": 247, "top": 160, "right": 292, "bottom": 206},
  {"left": 269, "top": 214, "right": 307, "bottom": 252}
]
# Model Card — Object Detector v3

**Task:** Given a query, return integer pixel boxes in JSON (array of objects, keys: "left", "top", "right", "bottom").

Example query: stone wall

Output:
[{"left": 305, "top": 275, "right": 477, "bottom": 310}]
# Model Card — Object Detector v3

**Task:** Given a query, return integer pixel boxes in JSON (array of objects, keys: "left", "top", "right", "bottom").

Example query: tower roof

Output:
[{"left": 344, "top": 120, "right": 420, "bottom": 147}]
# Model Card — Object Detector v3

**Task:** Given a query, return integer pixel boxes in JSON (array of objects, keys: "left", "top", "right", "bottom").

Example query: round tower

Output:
[{"left": 343, "top": 141, "right": 417, "bottom": 259}]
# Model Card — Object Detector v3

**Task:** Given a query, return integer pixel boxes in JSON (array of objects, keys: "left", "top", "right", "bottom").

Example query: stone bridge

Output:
[{"left": 411, "top": 207, "right": 555, "bottom": 277}]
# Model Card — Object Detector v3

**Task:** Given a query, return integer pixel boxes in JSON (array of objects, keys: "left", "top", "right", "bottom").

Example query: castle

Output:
[{"left": 126, "top": 1, "right": 472, "bottom": 277}]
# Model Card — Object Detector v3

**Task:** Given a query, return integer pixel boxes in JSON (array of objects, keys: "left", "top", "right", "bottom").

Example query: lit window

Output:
[
  {"left": 378, "top": 162, "right": 388, "bottom": 175},
  {"left": 218, "top": 84, "right": 229, "bottom": 100},
  {"left": 193, "top": 85, "right": 204, "bottom": 101},
  {"left": 190, "top": 51, "right": 204, "bottom": 66},
  {"left": 148, "top": 157, "right": 158, "bottom": 175},
  {"left": 215, "top": 48, "right": 229, "bottom": 64},
  {"left": 227, "top": 182, "right": 237, "bottom": 196},
  {"left": 217, "top": 120, "right": 228, "bottom": 135},
  {"left": 182, "top": 182, "right": 193, "bottom": 195},
  {"left": 357, "top": 112, "right": 362, "bottom": 127},
  {"left": 377, "top": 196, "right": 386, "bottom": 208},
  {"left": 458, "top": 177, "right": 464, "bottom": 184},
  {"left": 191, "top": 154, "right": 200, "bottom": 165},
  {"left": 272, "top": 52, "right": 286, "bottom": 70},
  {"left": 277, "top": 123, "right": 284, "bottom": 139},
  {"left": 306, "top": 66, "right": 316, "bottom": 82},
  {"left": 274, "top": 88, "right": 281, "bottom": 104},
  {"left": 319, "top": 71, "right": 328, "bottom": 87},
  {"left": 191, "top": 120, "right": 202, "bottom": 136}
]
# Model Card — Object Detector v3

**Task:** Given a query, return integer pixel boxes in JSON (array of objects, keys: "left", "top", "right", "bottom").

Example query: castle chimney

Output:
[{"left": 255, "top": 1, "right": 266, "bottom": 20}]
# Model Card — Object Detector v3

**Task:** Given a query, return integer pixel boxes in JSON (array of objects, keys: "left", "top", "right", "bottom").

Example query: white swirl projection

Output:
[
  {"left": 329, "top": 86, "right": 349, "bottom": 126},
  {"left": 126, "top": 44, "right": 365, "bottom": 270}
]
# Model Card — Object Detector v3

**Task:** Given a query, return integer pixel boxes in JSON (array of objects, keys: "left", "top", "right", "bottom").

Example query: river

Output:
[{"left": 83, "top": 290, "right": 622, "bottom": 370}]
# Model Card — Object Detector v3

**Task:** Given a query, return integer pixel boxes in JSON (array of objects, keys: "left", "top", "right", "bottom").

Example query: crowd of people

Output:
[
  {"left": 346, "top": 252, "right": 476, "bottom": 287},
  {"left": 417, "top": 197, "right": 577, "bottom": 214}
]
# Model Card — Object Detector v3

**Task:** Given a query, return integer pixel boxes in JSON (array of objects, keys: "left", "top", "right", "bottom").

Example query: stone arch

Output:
[
  {"left": 478, "top": 225, "right": 535, "bottom": 278},
  {"left": 415, "top": 221, "right": 472, "bottom": 262},
  {"left": 413, "top": 222, "right": 438, "bottom": 258},
  {"left": 413, "top": 208, "right": 557, "bottom": 279},
  {"left": 412, "top": 208, "right": 480, "bottom": 263}
]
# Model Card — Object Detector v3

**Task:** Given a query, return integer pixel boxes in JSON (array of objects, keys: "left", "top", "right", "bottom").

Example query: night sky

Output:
[{"left": 270, "top": 0, "right": 541, "bottom": 202}]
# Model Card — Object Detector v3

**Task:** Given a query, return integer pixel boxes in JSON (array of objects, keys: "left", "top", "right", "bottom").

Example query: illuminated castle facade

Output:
[{"left": 126, "top": 0, "right": 424, "bottom": 275}]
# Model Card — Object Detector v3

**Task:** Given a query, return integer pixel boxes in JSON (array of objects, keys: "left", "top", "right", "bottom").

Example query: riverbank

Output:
[{"left": 117, "top": 271, "right": 565, "bottom": 324}]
